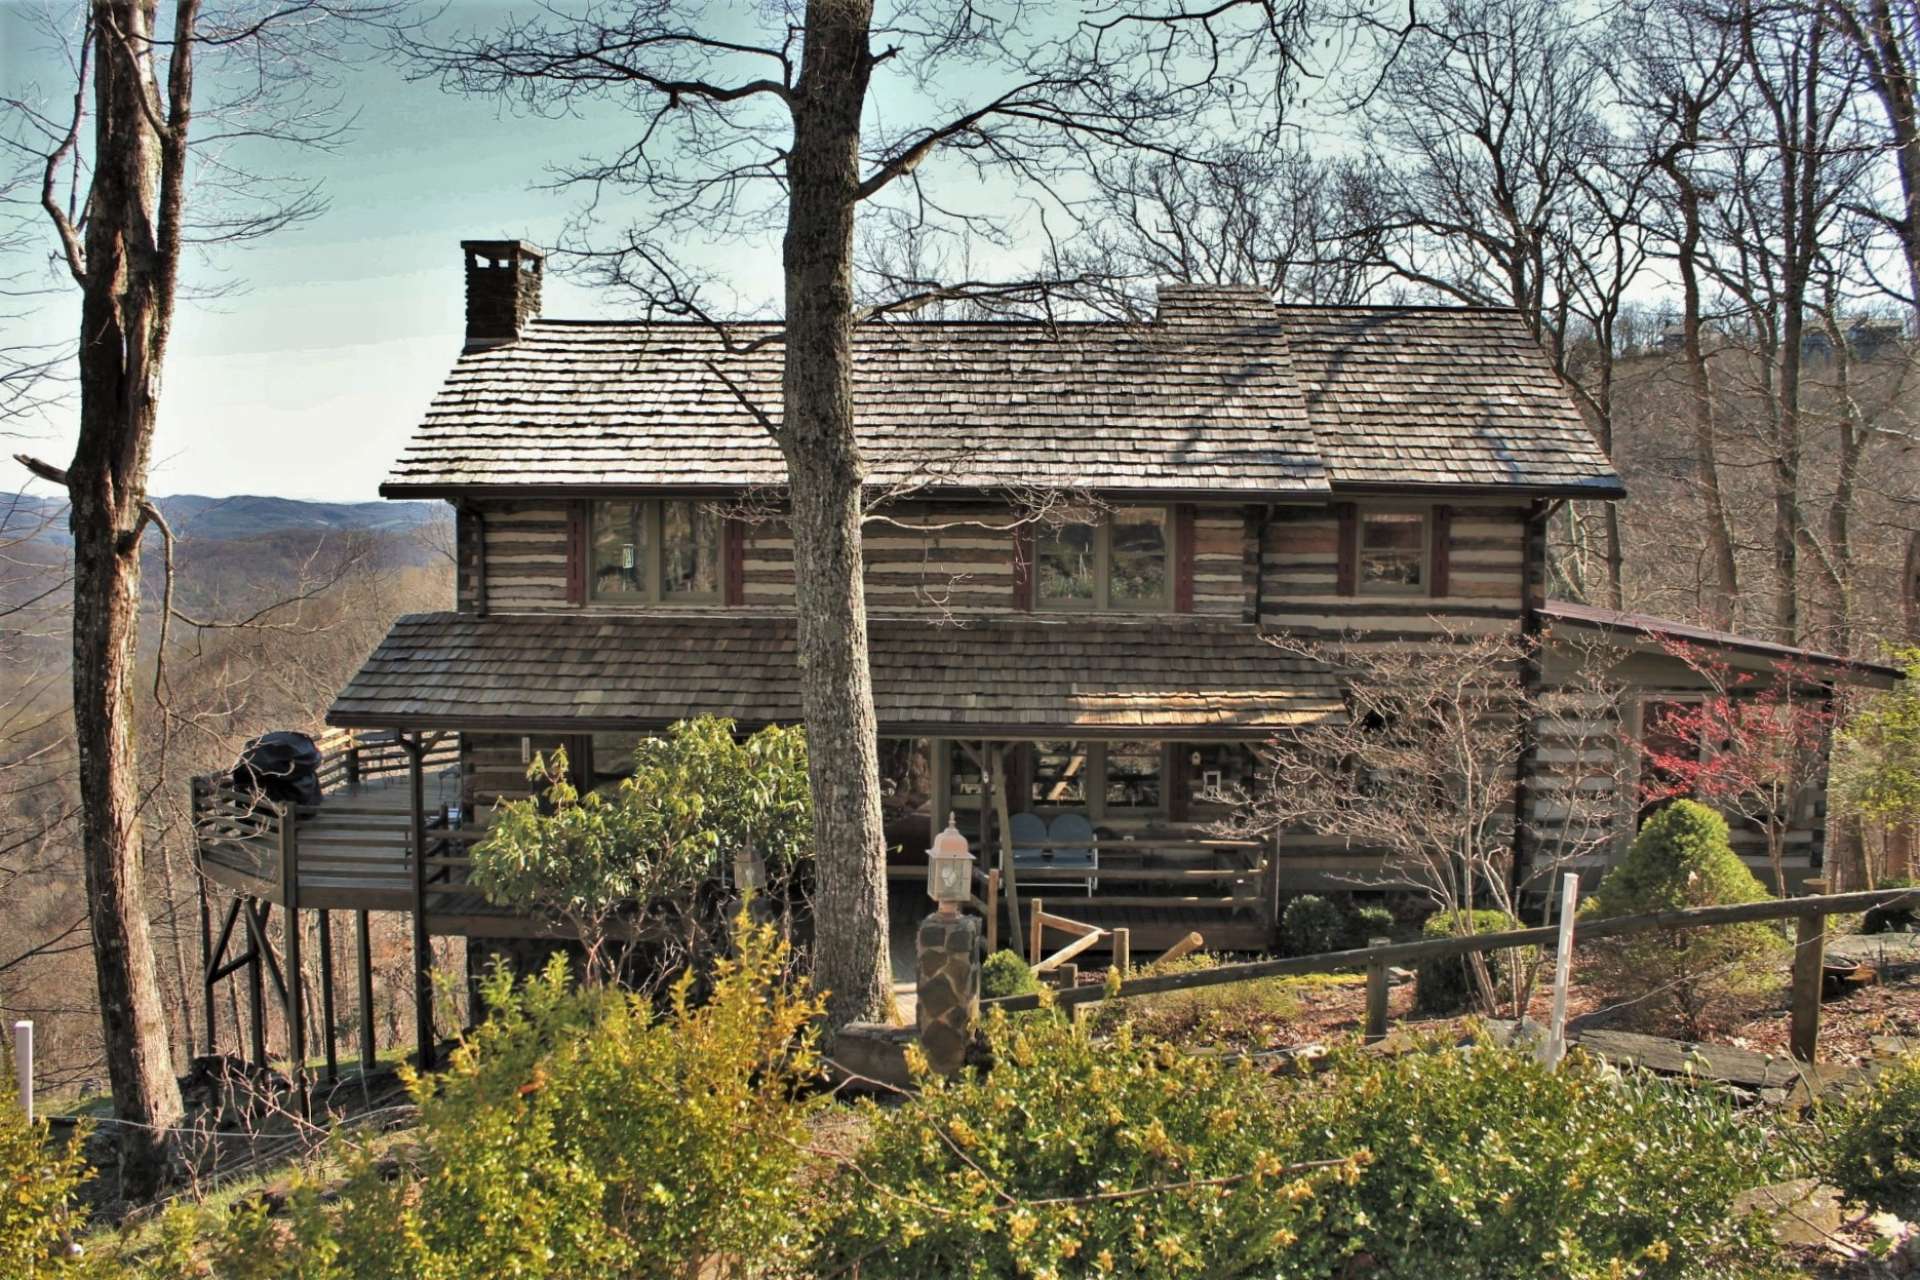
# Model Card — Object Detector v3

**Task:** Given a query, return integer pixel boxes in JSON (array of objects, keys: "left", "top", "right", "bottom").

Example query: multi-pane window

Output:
[
  {"left": 1185, "top": 743, "right": 1258, "bottom": 811},
  {"left": 1036, "top": 507, "right": 1171, "bottom": 610},
  {"left": 1030, "top": 741, "right": 1090, "bottom": 806},
  {"left": 1103, "top": 741, "right": 1162, "bottom": 810},
  {"left": 1357, "top": 510, "right": 1427, "bottom": 594},
  {"left": 589, "top": 500, "right": 722, "bottom": 603}
]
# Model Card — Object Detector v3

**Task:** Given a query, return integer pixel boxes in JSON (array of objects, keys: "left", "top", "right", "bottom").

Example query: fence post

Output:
[
  {"left": 12, "top": 1021, "right": 30, "bottom": 1123},
  {"left": 1111, "top": 927, "right": 1131, "bottom": 976},
  {"left": 1030, "top": 898, "right": 1045, "bottom": 967},
  {"left": 985, "top": 869, "right": 1000, "bottom": 956},
  {"left": 1541, "top": 873, "right": 1579, "bottom": 1070},
  {"left": 1789, "top": 877, "right": 1830, "bottom": 1064},
  {"left": 1364, "top": 938, "right": 1391, "bottom": 1044}
]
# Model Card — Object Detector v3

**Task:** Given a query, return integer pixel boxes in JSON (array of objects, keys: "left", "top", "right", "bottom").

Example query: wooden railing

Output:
[
  {"left": 984, "top": 883, "right": 1920, "bottom": 1064},
  {"left": 191, "top": 777, "right": 287, "bottom": 884}
]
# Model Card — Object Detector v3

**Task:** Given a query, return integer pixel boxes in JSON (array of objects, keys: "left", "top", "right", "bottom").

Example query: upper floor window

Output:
[
  {"left": 1037, "top": 506, "right": 1171, "bottom": 611},
  {"left": 1357, "top": 509, "right": 1427, "bottom": 594},
  {"left": 589, "top": 500, "right": 721, "bottom": 603}
]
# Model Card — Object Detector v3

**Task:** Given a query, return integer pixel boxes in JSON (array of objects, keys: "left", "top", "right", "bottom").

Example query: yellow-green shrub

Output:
[
  {"left": 813, "top": 1003, "right": 1364, "bottom": 1279},
  {"left": 1819, "top": 1051, "right": 1920, "bottom": 1218},
  {"left": 1284, "top": 1038, "right": 1788, "bottom": 1279},
  {"left": 0, "top": 1065, "right": 94, "bottom": 1276},
  {"left": 153, "top": 919, "right": 823, "bottom": 1279}
]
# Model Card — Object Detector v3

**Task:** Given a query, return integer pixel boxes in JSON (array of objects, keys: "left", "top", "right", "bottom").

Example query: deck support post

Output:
[
  {"left": 405, "top": 735, "right": 435, "bottom": 1071},
  {"left": 242, "top": 898, "right": 268, "bottom": 1067},
  {"left": 355, "top": 910, "right": 376, "bottom": 1073},
  {"left": 278, "top": 801, "right": 309, "bottom": 1116},
  {"left": 1789, "top": 877, "right": 1830, "bottom": 1064},
  {"left": 198, "top": 868, "right": 215, "bottom": 1057},
  {"left": 317, "top": 910, "right": 338, "bottom": 1086}
]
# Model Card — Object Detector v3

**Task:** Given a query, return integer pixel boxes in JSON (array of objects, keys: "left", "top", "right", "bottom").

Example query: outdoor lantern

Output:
[
  {"left": 733, "top": 843, "right": 768, "bottom": 895},
  {"left": 928, "top": 814, "right": 973, "bottom": 914}
]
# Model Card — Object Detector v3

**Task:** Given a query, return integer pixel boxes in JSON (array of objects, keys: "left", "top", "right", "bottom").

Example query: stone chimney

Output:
[{"left": 461, "top": 239, "right": 543, "bottom": 351}]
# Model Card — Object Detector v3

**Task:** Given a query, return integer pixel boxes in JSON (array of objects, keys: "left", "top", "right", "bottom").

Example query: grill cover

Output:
[{"left": 232, "top": 731, "right": 322, "bottom": 807}]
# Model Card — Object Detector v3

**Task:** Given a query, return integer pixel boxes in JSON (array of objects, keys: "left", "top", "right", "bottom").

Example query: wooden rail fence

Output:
[{"left": 985, "top": 883, "right": 1920, "bottom": 1064}]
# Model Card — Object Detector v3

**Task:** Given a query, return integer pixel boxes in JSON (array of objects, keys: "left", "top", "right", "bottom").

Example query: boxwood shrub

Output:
[{"left": 1413, "top": 908, "right": 1527, "bottom": 1013}]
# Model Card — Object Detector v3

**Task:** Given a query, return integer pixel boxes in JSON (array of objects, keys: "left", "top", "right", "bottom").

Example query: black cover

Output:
[{"left": 232, "top": 731, "right": 323, "bottom": 807}]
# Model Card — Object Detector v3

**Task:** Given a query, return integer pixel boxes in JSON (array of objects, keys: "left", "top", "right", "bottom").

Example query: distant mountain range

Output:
[{"left": 3, "top": 493, "right": 443, "bottom": 546}]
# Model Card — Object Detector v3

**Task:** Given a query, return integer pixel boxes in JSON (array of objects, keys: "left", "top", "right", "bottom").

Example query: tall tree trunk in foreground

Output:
[
  {"left": 779, "top": 0, "right": 892, "bottom": 1029},
  {"left": 23, "top": 0, "right": 192, "bottom": 1196}
]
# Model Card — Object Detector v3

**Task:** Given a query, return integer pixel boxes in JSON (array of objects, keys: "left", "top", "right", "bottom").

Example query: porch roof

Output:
[
  {"left": 1539, "top": 600, "right": 1905, "bottom": 686},
  {"left": 326, "top": 611, "right": 1346, "bottom": 737}
]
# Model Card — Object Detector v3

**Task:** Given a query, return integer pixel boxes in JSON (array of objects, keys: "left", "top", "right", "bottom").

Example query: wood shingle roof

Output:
[
  {"left": 382, "top": 286, "right": 1622, "bottom": 498},
  {"left": 326, "top": 612, "right": 1347, "bottom": 736}
]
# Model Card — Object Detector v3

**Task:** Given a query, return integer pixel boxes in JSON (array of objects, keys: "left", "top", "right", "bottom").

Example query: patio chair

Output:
[
  {"left": 1008, "top": 812, "right": 1050, "bottom": 868},
  {"left": 1046, "top": 812, "right": 1098, "bottom": 895}
]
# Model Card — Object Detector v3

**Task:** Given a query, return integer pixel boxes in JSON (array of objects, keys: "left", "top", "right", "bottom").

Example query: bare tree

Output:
[
  {"left": 1067, "top": 142, "right": 1383, "bottom": 313},
  {"left": 1820, "top": 0, "right": 1920, "bottom": 320},
  {"left": 2, "top": 0, "right": 388, "bottom": 1196},
  {"left": 1613, "top": 0, "right": 1747, "bottom": 627},
  {"left": 407, "top": 1, "right": 1326, "bottom": 1030},
  {"left": 1243, "top": 629, "right": 1629, "bottom": 1017}
]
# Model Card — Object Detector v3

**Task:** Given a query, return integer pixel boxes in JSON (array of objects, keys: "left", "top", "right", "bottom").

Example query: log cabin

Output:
[{"left": 190, "top": 240, "right": 1901, "bottom": 1074}]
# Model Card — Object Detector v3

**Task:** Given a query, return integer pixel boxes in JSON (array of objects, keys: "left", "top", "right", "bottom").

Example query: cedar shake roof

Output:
[
  {"left": 326, "top": 612, "right": 1346, "bottom": 735},
  {"left": 1540, "top": 600, "right": 1905, "bottom": 685},
  {"left": 381, "top": 284, "right": 1622, "bottom": 499}
]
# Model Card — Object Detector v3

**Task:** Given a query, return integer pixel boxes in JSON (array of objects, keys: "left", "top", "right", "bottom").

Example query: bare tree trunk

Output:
[
  {"left": 1672, "top": 169, "right": 1740, "bottom": 627},
  {"left": 52, "top": 0, "right": 189, "bottom": 1196},
  {"left": 779, "top": 0, "right": 892, "bottom": 1030}
]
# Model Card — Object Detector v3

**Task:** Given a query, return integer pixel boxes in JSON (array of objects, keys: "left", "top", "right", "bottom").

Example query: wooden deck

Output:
[{"left": 191, "top": 735, "right": 557, "bottom": 937}]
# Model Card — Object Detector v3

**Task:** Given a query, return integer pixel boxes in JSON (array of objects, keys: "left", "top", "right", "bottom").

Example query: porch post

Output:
[
  {"left": 197, "top": 861, "right": 215, "bottom": 1057},
  {"left": 278, "top": 799, "right": 308, "bottom": 1114},
  {"left": 242, "top": 899, "right": 268, "bottom": 1066},
  {"left": 355, "top": 909, "right": 376, "bottom": 1072},
  {"left": 406, "top": 733, "right": 435, "bottom": 1070},
  {"left": 988, "top": 744, "right": 1022, "bottom": 958},
  {"left": 318, "top": 909, "right": 338, "bottom": 1086}
]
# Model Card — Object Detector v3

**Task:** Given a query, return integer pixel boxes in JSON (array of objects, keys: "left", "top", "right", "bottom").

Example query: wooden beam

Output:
[
  {"left": 279, "top": 803, "right": 308, "bottom": 1114},
  {"left": 318, "top": 910, "right": 338, "bottom": 1086},
  {"left": 407, "top": 736, "right": 435, "bottom": 1070},
  {"left": 1790, "top": 878, "right": 1829, "bottom": 1063},
  {"left": 1364, "top": 936, "right": 1391, "bottom": 1044},
  {"left": 990, "top": 744, "right": 1023, "bottom": 960},
  {"left": 1153, "top": 932, "right": 1205, "bottom": 968},
  {"left": 242, "top": 900, "right": 267, "bottom": 1066},
  {"left": 355, "top": 909, "right": 376, "bottom": 1073}
]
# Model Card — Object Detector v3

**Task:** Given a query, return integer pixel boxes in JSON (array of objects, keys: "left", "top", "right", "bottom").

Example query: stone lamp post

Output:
[{"left": 917, "top": 815, "right": 982, "bottom": 1075}]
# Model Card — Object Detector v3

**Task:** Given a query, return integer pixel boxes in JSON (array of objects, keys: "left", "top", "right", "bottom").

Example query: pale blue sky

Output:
[
  {"left": 1, "top": 2, "right": 1351, "bottom": 503},
  {"left": 1, "top": 2, "right": 789, "bottom": 502}
]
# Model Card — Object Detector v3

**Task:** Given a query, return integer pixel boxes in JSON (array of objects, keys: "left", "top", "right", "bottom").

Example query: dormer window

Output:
[
  {"left": 1357, "top": 510, "right": 1428, "bottom": 594},
  {"left": 589, "top": 500, "right": 721, "bottom": 603},
  {"left": 1036, "top": 506, "right": 1172, "bottom": 611}
]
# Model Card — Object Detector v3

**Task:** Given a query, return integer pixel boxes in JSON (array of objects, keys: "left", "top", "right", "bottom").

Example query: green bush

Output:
[
  {"left": 1280, "top": 894, "right": 1347, "bottom": 956},
  {"left": 981, "top": 948, "right": 1039, "bottom": 999},
  {"left": 813, "top": 1005, "right": 1363, "bottom": 1279},
  {"left": 0, "top": 1064, "right": 93, "bottom": 1276},
  {"left": 156, "top": 919, "right": 824, "bottom": 1278},
  {"left": 1283, "top": 1038, "right": 1787, "bottom": 1279},
  {"left": 1413, "top": 908, "right": 1527, "bottom": 1014},
  {"left": 1581, "top": 800, "right": 1786, "bottom": 1038},
  {"left": 1819, "top": 1051, "right": 1920, "bottom": 1218},
  {"left": 1344, "top": 903, "right": 1397, "bottom": 948},
  {"left": 1862, "top": 875, "right": 1919, "bottom": 935}
]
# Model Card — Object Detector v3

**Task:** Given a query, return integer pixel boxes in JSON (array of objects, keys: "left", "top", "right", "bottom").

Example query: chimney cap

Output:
[{"left": 461, "top": 239, "right": 545, "bottom": 267}]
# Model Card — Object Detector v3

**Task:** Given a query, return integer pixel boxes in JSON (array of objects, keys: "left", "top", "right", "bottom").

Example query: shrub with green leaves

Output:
[
  {"left": 813, "top": 1004, "right": 1363, "bottom": 1279},
  {"left": 1413, "top": 908, "right": 1528, "bottom": 1014},
  {"left": 161, "top": 920, "right": 824, "bottom": 1279},
  {"left": 1283, "top": 1038, "right": 1787, "bottom": 1279},
  {"left": 1343, "top": 903, "right": 1396, "bottom": 948},
  {"left": 1581, "top": 800, "right": 1785, "bottom": 1038},
  {"left": 0, "top": 1064, "right": 93, "bottom": 1276},
  {"left": 981, "top": 948, "right": 1039, "bottom": 999},
  {"left": 1819, "top": 1051, "right": 1920, "bottom": 1219},
  {"left": 1280, "top": 894, "right": 1347, "bottom": 956},
  {"left": 472, "top": 716, "right": 811, "bottom": 975}
]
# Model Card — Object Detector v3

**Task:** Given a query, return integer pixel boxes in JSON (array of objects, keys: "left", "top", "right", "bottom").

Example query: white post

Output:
[
  {"left": 1539, "top": 874, "right": 1579, "bottom": 1070},
  {"left": 12, "top": 1020, "right": 31, "bottom": 1124}
]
